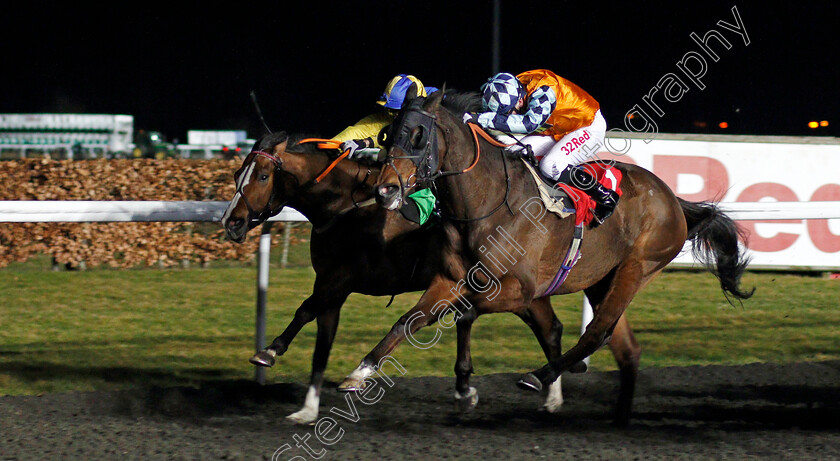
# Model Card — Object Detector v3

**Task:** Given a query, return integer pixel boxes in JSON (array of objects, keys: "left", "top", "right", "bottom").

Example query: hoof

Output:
[
  {"left": 249, "top": 350, "right": 276, "bottom": 367},
  {"left": 454, "top": 387, "right": 479, "bottom": 413},
  {"left": 569, "top": 360, "right": 588, "bottom": 373},
  {"left": 516, "top": 373, "right": 543, "bottom": 393},
  {"left": 286, "top": 408, "right": 318, "bottom": 425},
  {"left": 336, "top": 378, "right": 367, "bottom": 393}
]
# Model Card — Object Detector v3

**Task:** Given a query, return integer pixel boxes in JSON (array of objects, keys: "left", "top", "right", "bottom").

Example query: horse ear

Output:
[
  {"left": 425, "top": 83, "right": 446, "bottom": 111},
  {"left": 402, "top": 82, "right": 419, "bottom": 109},
  {"left": 273, "top": 139, "right": 288, "bottom": 154}
]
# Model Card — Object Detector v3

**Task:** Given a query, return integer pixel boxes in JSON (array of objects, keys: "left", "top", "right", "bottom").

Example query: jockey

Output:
[
  {"left": 334, "top": 74, "right": 438, "bottom": 160},
  {"left": 464, "top": 69, "right": 618, "bottom": 224},
  {"left": 333, "top": 74, "right": 438, "bottom": 225}
]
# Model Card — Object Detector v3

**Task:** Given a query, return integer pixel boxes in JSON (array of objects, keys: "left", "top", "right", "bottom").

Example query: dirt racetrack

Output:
[{"left": 2, "top": 361, "right": 840, "bottom": 460}]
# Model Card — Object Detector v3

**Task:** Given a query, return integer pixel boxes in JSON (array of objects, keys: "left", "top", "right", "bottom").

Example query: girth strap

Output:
[{"left": 542, "top": 223, "right": 584, "bottom": 296}]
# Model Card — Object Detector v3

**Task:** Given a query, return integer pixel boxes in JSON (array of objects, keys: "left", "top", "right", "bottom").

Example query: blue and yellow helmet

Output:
[{"left": 377, "top": 74, "right": 437, "bottom": 110}]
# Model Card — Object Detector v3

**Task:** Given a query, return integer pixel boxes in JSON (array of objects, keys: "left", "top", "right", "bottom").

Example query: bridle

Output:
[
  {"left": 383, "top": 97, "right": 513, "bottom": 223},
  {"left": 235, "top": 150, "right": 288, "bottom": 228},
  {"left": 235, "top": 139, "right": 354, "bottom": 229}
]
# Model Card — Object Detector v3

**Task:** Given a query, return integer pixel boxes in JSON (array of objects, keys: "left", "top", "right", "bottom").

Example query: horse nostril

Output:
[
  {"left": 228, "top": 217, "right": 245, "bottom": 229},
  {"left": 378, "top": 184, "right": 399, "bottom": 198}
]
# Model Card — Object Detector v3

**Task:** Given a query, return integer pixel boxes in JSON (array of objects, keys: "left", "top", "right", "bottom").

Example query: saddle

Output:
[{"left": 520, "top": 157, "right": 622, "bottom": 227}]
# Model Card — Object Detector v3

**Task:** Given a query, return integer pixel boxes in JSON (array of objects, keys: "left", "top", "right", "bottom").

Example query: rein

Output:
[
  {"left": 313, "top": 165, "right": 378, "bottom": 234},
  {"left": 421, "top": 122, "right": 500, "bottom": 180},
  {"left": 433, "top": 121, "right": 515, "bottom": 223},
  {"left": 298, "top": 138, "right": 351, "bottom": 184}
]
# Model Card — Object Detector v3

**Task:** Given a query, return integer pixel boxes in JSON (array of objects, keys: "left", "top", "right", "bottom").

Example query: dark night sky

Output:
[{"left": 2, "top": 1, "right": 838, "bottom": 141}]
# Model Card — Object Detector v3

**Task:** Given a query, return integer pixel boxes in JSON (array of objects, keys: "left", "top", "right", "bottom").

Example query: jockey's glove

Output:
[
  {"left": 341, "top": 137, "right": 374, "bottom": 158},
  {"left": 462, "top": 113, "right": 479, "bottom": 125}
]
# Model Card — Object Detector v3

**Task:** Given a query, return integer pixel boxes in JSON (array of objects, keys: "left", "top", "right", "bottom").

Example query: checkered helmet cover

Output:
[{"left": 481, "top": 73, "right": 525, "bottom": 114}]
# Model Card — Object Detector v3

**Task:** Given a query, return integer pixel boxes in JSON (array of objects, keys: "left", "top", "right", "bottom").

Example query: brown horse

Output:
[
  {"left": 364, "top": 87, "right": 754, "bottom": 424},
  {"left": 221, "top": 132, "right": 570, "bottom": 423}
]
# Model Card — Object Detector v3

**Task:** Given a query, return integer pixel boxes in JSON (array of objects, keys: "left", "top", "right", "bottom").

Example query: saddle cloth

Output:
[
  {"left": 520, "top": 158, "right": 575, "bottom": 219},
  {"left": 520, "top": 157, "right": 623, "bottom": 226}
]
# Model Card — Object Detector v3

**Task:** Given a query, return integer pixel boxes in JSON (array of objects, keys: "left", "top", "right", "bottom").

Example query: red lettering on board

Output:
[
  {"left": 653, "top": 155, "right": 729, "bottom": 202},
  {"left": 737, "top": 183, "right": 800, "bottom": 252},
  {"left": 807, "top": 184, "right": 840, "bottom": 252}
]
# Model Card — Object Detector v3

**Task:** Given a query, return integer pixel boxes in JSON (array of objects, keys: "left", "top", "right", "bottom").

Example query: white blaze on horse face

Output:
[
  {"left": 222, "top": 162, "right": 257, "bottom": 226},
  {"left": 237, "top": 162, "right": 257, "bottom": 190},
  {"left": 221, "top": 192, "right": 241, "bottom": 227}
]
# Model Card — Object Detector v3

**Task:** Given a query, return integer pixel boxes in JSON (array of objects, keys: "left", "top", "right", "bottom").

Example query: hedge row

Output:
[{"left": 0, "top": 159, "right": 289, "bottom": 268}]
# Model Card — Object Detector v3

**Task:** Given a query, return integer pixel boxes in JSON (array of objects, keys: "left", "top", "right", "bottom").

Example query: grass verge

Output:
[{"left": 1, "top": 244, "right": 837, "bottom": 396}]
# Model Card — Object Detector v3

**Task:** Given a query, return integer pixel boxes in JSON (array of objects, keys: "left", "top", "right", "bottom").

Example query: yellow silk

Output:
[{"left": 332, "top": 111, "right": 395, "bottom": 146}]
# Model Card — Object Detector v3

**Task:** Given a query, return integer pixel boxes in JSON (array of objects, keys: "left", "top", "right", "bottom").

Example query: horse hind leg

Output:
[
  {"left": 607, "top": 312, "right": 641, "bottom": 426},
  {"left": 520, "top": 260, "right": 654, "bottom": 425}
]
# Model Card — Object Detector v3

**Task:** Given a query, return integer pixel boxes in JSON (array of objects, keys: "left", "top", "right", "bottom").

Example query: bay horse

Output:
[
  {"left": 363, "top": 87, "right": 754, "bottom": 424},
  {"left": 221, "top": 132, "right": 570, "bottom": 424}
]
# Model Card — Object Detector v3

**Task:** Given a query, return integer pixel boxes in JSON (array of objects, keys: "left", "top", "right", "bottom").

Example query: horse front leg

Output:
[
  {"left": 517, "top": 297, "right": 566, "bottom": 413},
  {"left": 250, "top": 285, "right": 349, "bottom": 368},
  {"left": 286, "top": 305, "right": 343, "bottom": 425},
  {"left": 337, "top": 276, "right": 461, "bottom": 391},
  {"left": 453, "top": 307, "right": 478, "bottom": 412}
]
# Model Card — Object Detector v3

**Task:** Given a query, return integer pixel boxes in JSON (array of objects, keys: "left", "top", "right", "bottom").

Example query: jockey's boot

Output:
[
  {"left": 563, "top": 165, "right": 619, "bottom": 226},
  {"left": 590, "top": 184, "right": 619, "bottom": 225}
]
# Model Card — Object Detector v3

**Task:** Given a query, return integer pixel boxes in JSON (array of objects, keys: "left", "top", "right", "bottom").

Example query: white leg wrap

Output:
[
  {"left": 543, "top": 376, "right": 564, "bottom": 413},
  {"left": 347, "top": 364, "right": 375, "bottom": 381},
  {"left": 338, "top": 363, "right": 376, "bottom": 391},
  {"left": 286, "top": 386, "right": 320, "bottom": 425}
]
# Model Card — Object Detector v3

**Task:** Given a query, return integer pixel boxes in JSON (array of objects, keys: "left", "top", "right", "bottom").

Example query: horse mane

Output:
[
  {"left": 441, "top": 89, "right": 483, "bottom": 115},
  {"left": 253, "top": 131, "right": 326, "bottom": 155}
]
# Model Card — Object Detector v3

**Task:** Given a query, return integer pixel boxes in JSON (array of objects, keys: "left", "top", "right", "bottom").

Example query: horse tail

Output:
[{"left": 678, "top": 198, "right": 755, "bottom": 302}]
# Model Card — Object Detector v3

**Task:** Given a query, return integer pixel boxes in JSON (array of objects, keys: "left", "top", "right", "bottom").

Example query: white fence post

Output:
[
  {"left": 255, "top": 222, "right": 273, "bottom": 385},
  {"left": 581, "top": 296, "right": 594, "bottom": 368},
  {"left": 281, "top": 222, "right": 294, "bottom": 269}
]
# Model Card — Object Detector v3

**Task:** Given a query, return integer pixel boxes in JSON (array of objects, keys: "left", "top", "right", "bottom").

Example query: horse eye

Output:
[
  {"left": 410, "top": 127, "right": 426, "bottom": 148},
  {"left": 259, "top": 174, "right": 269, "bottom": 181}
]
